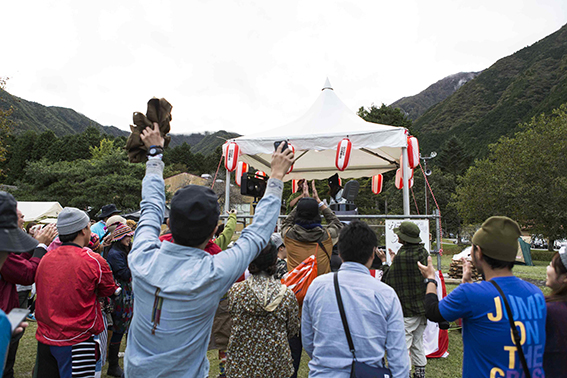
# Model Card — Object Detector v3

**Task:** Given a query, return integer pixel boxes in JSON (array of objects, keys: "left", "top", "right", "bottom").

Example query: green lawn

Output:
[{"left": 12, "top": 258, "right": 549, "bottom": 378}]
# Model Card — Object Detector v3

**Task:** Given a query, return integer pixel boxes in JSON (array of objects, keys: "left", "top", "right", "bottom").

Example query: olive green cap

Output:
[
  {"left": 472, "top": 216, "right": 521, "bottom": 262},
  {"left": 394, "top": 221, "right": 422, "bottom": 244}
]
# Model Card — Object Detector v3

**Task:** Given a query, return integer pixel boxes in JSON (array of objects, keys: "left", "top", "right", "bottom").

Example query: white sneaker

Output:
[{"left": 118, "top": 352, "right": 125, "bottom": 358}]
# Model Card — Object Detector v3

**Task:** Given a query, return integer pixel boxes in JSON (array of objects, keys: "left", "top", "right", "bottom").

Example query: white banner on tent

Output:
[{"left": 385, "top": 219, "right": 430, "bottom": 264}]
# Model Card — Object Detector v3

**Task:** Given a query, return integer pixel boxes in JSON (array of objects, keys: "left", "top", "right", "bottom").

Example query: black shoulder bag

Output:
[
  {"left": 489, "top": 280, "right": 531, "bottom": 378},
  {"left": 334, "top": 272, "right": 393, "bottom": 378}
]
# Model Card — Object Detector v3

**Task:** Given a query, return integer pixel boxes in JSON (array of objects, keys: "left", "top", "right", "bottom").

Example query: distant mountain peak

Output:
[{"left": 390, "top": 71, "right": 481, "bottom": 121}]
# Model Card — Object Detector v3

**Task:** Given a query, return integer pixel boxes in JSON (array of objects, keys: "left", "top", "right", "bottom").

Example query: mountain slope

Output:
[
  {"left": 0, "top": 89, "right": 126, "bottom": 137},
  {"left": 413, "top": 23, "right": 567, "bottom": 157},
  {"left": 0, "top": 89, "right": 240, "bottom": 154},
  {"left": 390, "top": 72, "right": 480, "bottom": 121}
]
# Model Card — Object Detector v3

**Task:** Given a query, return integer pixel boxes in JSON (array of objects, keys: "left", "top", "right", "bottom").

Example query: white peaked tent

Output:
[
  {"left": 18, "top": 202, "right": 63, "bottom": 222},
  {"left": 229, "top": 79, "right": 413, "bottom": 215}
]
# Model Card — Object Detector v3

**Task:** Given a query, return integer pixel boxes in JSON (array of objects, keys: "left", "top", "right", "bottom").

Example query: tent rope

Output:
[
  {"left": 410, "top": 185, "right": 420, "bottom": 215},
  {"left": 418, "top": 162, "right": 443, "bottom": 256},
  {"left": 211, "top": 154, "right": 224, "bottom": 189}
]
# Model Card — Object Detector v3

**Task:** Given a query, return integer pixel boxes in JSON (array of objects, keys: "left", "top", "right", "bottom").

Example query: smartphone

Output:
[
  {"left": 7, "top": 308, "right": 30, "bottom": 333},
  {"left": 274, "top": 141, "right": 288, "bottom": 152}
]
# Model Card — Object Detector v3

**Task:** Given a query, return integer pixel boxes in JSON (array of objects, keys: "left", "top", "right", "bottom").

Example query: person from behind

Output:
[
  {"left": 0, "top": 192, "right": 44, "bottom": 377},
  {"left": 327, "top": 173, "right": 345, "bottom": 205},
  {"left": 302, "top": 220, "right": 410, "bottom": 377},
  {"left": 378, "top": 221, "right": 429, "bottom": 378},
  {"left": 124, "top": 124, "right": 293, "bottom": 377},
  {"left": 106, "top": 224, "right": 135, "bottom": 377},
  {"left": 418, "top": 216, "right": 547, "bottom": 377},
  {"left": 226, "top": 240, "right": 300, "bottom": 377},
  {"left": 543, "top": 247, "right": 567, "bottom": 376},
  {"left": 271, "top": 233, "right": 287, "bottom": 279},
  {"left": 34, "top": 207, "right": 116, "bottom": 378},
  {"left": 281, "top": 180, "right": 343, "bottom": 377}
]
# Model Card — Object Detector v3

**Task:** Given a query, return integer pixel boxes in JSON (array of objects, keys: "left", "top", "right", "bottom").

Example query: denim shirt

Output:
[
  {"left": 124, "top": 159, "right": 283, "bottom": 378},
  {"left": 302, "top": 262, "right": 410, "bottom": 378}
]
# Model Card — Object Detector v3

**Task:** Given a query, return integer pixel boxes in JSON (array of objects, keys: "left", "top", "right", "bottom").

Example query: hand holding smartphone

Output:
[{"left": 7, "top": 308, "right": 30, "bottom": 334}]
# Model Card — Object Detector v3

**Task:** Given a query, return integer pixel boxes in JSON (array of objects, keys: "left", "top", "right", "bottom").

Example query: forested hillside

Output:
[{"left": 413, "top": 23, "right": 567, "bottom": 157}]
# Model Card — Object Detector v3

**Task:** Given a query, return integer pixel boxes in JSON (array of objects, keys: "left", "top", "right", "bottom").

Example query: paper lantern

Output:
[
  {"left": 235, "top": 161, "right": 248, "bottom": 187},
  {"left": 223, "top": 142, "right": 240, "bottom": 172},
  {"left": 287, "top": 144, "right": 296, "bottom": 174},
  {"left": 292, "top": 180, "right": 299, "bottom": 193},
  {"left": 395, "top": 169, "right": 403, "bottom": 189},
  {"left": 255, "top": 170, "right": 266, "bottom": 179},
  {"left": 407, "top": 136, "right": 420, "bottom": 169},
  {"left": 335, "top": 138, "right": 352, "bottom": 171},
  {"left": 395, "top": 168, "right": 414, "bottom": 189},
  {"left": 371, "top": 174, "right": 383, "bottom": 195}
]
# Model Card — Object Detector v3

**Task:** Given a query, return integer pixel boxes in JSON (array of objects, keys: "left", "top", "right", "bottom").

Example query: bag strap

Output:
[
  {"left": 489, "top": 280, "right": 531, "bottom": 378},
  {"left": 334, "top": 272, "right": 357, "bottom": 360},
  {"left": 317, "top": 229, "right": 332, "bottom": 259}
]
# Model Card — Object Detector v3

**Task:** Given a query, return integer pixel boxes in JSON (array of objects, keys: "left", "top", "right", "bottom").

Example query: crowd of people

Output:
[{"left": 0, "top": 122, "right": 565, "bottom": 378}]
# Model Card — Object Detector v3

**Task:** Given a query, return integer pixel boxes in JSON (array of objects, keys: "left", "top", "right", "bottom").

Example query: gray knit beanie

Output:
[{"left": 57, "top": 207, "right": 90, "bottom": 236}]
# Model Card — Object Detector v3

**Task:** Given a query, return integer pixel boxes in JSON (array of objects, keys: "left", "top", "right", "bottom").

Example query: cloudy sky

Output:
[{"left": 2, "top": 0, "right": 566, "bottom": 136}]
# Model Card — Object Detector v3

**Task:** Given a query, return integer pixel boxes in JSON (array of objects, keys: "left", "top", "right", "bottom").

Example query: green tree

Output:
[
  {"left": 15, "top": 148, "right": 145, "bottom": 211},
  {"left": 90, "top": 138, "right": 121, "bottom": 160},
  {"left": 455, "top": 104, "right": 567, "bottom": 249},
  {"left": 436, "top": 136, "right": 472, "bottom": 176},
  {"left": 357, "top": 103, "right": 413, "bottom": 129}
]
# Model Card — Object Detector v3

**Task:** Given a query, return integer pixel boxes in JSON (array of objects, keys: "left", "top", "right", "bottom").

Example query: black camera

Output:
[{"left": 241, "top": 172, "right": 267, "bottom": 198}]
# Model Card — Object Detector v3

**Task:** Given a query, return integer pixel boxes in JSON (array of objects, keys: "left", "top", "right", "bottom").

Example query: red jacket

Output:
[
  {"left": 0, "top": 247, "right": 44, "bottom": 313},
  {"left": 35, "top": 243, "right": 116, "bottom": 346}
]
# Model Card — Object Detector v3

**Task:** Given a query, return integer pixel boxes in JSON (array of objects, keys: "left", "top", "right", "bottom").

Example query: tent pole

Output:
[
  {"left": 402, "top": 146, "right": 410, "bottom": 216},
  {"left": 225, "top": 168, "right": 231, "bottom": 222}
]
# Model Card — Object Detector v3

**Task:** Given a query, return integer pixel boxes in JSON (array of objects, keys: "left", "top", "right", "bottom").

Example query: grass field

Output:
[{"left": 12, "top": 254, "right": 550, "bottom": 378}]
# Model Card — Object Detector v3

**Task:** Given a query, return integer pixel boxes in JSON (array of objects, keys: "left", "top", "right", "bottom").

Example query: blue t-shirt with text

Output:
[{"left": 439, "top": 276, "right": 546, "bottom": 378}]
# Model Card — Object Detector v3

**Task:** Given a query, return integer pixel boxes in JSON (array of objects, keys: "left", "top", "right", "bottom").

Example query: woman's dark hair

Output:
[
  {"left": 547, "top": 252, "right": 567, "bottom": 302},
  {"left": 338, "top": 220, "right": 377, "bottom": 265},
  {"left": 59, "top": 231, "right": 81, "bottom": 243},
  {"left": 248, "top": 241, "right": 278, "bottom": 276},
  {"left": 25, "top": 222, "right": 37, "bottom": 233}
]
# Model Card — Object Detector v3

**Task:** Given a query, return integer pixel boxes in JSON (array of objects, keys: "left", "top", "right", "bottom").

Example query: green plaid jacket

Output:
[{"left": 381, "top": 243, "right": 429, "bottom": 317}]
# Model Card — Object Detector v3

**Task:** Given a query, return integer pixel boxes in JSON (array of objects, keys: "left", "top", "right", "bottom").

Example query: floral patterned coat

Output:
[{"left": 226, "top": 274, "right": 300, "bottom": 378}]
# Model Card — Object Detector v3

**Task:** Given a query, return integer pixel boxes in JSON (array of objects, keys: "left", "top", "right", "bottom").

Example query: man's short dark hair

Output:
[
  {"left": 474, "top": 244, "right": 515, "bottom": 270},
  {"left": 59, "top": 231, "right": 80, "bottom": 243},
  {"left": 338, "top": 220, "right": 377, "bottom": 265}
]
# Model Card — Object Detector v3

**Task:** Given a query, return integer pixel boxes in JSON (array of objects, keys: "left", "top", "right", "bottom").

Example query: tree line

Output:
[{"left": 1, "top": 98, "right": 566, "bottom": 248}]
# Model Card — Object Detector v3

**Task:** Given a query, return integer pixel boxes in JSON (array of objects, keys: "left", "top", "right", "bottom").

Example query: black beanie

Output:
[
  {"left": 296, "top": 197, "right": 319, "bottom": 223},
  {"left": 169, "top": 185, "right": 220, "bottom": 246}
]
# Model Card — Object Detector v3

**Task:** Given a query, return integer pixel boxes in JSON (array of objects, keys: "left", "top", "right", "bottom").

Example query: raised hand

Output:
[
  {"left": 417, "top": 255, "right": 436, "bottom": 279},
  {"left": 270, "top": 143, "right": 294, "bottom": 181},
  {"left": 35, "top": 224, "right": 57, "bottom": 245},
  {"left": 141, "top": 122, "right": 164, "bottom": 149}
]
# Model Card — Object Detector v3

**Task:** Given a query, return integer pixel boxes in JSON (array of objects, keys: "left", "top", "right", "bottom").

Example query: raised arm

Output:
[
  {"left": 311, "top": 181, "right": 343, "bottom": 238},
  {"left": 214, "top": 143, "right": 294, "bottom": 291},
  {"left": 131, "top": 123, "right": 165, "bottom": 260},
  {"left": 214, "top": 210, "right": 238, "bottom": 251}
]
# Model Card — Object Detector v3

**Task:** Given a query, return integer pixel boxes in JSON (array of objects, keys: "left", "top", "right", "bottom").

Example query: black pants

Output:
[
  {"left": 3, "top": 329, "right": 24, "bottom": 378},
  {"left": 289, "top": 332, "right": 302, "bottom": 378}
]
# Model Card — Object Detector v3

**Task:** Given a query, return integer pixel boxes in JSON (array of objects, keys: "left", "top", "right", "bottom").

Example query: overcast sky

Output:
[{"left": 2, "top": 0, "right": 566, "bottom": 136}]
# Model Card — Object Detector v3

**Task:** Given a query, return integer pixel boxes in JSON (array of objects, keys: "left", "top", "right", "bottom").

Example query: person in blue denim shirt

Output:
[{"left": 124, "top": 124, "right": 294, "bottom": 378}]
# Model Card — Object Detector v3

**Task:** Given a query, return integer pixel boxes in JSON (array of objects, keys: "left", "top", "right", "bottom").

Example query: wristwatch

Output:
[
  {"left": 147, "top": 145, "right": 164, "bottom": 157},
  {"left": 424, "top": 278, "right": 437, "bottom": 286}
]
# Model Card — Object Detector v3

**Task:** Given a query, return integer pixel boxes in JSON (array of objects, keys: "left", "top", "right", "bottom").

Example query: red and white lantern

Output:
[
  {"left": 407, "top": 136, "right": 420, "bottom": 169},
  {"left": 395, "top": 169, "right": 403, "bottom": 189},
  {"left": 395, "top": 168, "right": 414, "bottom": 189},
  {"left": 292, "top": 180, "right": 299, "bottom": 193},
  {"left": 335, "top": 138, "right": 352, "bottom": 171},
  {"left": 371, "top": 174, "right": 383, "bottom": 195},
  {"left": 235, "top": 161, "right": 248, "bottom": 187},
  {"left": 255, "top": 170, "right": 266, "bottom": 179},
  {"left": 287, "top": 143, "right": 296, "bottom": 174},
  {"left": 223, "top": 142, "right": 240, "bottom": 172}
]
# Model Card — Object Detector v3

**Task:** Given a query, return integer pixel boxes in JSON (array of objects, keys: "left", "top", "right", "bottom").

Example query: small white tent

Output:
[
  {"left": 231, "top": 79, "right": 413, "bottom": 214},
  {"left": 18, "top": 202, "right": 63, "bottom": 222}
]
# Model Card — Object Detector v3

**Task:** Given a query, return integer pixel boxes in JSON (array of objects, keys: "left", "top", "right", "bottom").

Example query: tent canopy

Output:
[
  {"left": 233, "top": 79, "right": 408, "bottom": 181},
  {"left": 18, "top": 202, "right": 63, "bottom": 222}
]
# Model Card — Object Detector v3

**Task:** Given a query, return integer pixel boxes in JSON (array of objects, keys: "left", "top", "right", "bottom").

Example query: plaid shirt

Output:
[{"left": 381, "top": 243, "right": 429, "bottom": 317}]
